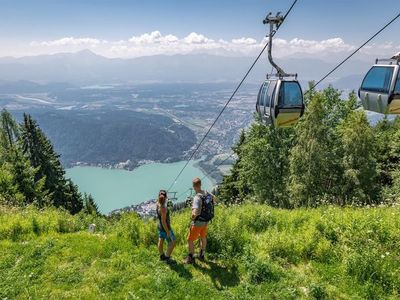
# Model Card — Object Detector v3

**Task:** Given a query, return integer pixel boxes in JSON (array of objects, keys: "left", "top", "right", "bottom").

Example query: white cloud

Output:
[
  {"left": 27, "top": 32, "right": 398, "bottom": 60},
  {"left": 128, "top": 31, "right": 179, "bottom": 44},
  {"left": 183, "top": 32, "right": 213, "bottom": 44},
  {"left": 232, "top": 37, "right": 257, "bottom": 45},
  {"left": 30, "top": 37, "right": 107, "bottom": 47}
]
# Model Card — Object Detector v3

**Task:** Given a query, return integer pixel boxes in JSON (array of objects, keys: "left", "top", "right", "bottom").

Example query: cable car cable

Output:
[
  {"left": 169, "top": 8, "right": 399, "bottom": 195},
  {"left": 166, "top": 0, "right": 299, "bottom": 191},
  {"left": 174, "top": 152, "right": 237, "bottom": 201},
  {"left": 305, "top": 11, "right": 400, "bottom": 95}
]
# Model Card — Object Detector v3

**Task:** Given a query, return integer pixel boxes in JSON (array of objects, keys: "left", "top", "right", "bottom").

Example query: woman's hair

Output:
[{"left": 158, "top": 190, "right": 167, "bottom": 206}]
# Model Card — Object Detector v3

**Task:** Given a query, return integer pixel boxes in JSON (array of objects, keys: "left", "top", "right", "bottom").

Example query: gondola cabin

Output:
[
  {"left": 359, "top": 59, "right": 400, "bottom": 114},
  {"left": 256, "top": 79, "right": 304, "bottom": 128}
]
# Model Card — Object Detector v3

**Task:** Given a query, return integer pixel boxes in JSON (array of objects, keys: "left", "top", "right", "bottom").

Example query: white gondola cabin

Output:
[
  {"left": 256, "top": 78, "right": 304, "bottom": 127},
  {"left": 359, "top": 57, "right": 400, "bottom": 114},
  {"left": 256, "top": 12, "right": 305, "bottom": 128}
]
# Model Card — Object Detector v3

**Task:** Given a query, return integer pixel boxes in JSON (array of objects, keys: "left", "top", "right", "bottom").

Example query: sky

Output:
[{"left": 0, "top": 0, "right": 399, "bottom": 59}]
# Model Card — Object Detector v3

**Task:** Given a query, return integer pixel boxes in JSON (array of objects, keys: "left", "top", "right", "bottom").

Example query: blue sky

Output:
[{"left": 0, "top": 0, "right": 399, "bottom": 58}]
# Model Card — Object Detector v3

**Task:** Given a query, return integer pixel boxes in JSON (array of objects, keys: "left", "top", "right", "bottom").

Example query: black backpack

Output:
[{"left": 196, "top": 192, "right": 214, "bottom": 222}]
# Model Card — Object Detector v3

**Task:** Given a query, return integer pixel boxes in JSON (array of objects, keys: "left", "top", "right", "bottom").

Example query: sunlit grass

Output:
[{"left": 1, "top": 204, "right": 399, "bottom": 299}]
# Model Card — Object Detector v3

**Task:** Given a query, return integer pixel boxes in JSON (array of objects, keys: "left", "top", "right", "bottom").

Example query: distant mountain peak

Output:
[{"left": 74, "top": 49, "right": 101, "bottom": 57}]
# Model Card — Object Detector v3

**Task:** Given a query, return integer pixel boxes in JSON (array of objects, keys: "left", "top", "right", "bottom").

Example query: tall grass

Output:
[{"left": 1, "top": 204, "right": 399, "bottom": 299}]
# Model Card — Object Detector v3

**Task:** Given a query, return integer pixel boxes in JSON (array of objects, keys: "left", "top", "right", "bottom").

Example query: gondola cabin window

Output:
[
  {"left": 361, "top": 66, "right": 394, "bottom": 94},
  {"left": 267, "top": 81, "right": 276, "bottom": 107},
  {"left": 258, "top": 83, "right": 268, "bottom": 106},
  {"left": 278, "top": 81, "right": 303, "bottom": 107}
]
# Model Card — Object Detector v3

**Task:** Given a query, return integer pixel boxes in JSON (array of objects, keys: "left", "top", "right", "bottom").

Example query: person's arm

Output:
[
  {"left": 191, "top": 196, "right": 200, "bottom": 220},
  {"left": 191, "top": 208, "right": 199, "bottom": 220},
  {"left": 160, "top": 207, "right": 170, "bottom": 236}
]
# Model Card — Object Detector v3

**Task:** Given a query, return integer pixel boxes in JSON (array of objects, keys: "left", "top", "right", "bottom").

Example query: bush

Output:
[
  {"left": 346, "top": 250, "right": 400, "bottom": 292},
  {"left": 32, "top": 217, "right": 41, "bottom": 235},
  {"left": 113, "top": 213, "right": 157, "bottom": 247},
  {"left": 309, "top": 283, "right": 327, "bottom": 300},
  {"left": 206, "top": 208, "right": 249, "bottom": 258},
  {"left": 10, "top": 221, "right": 23, "bottom": 241},
  {"left": 240, "top": 205, "right": 277, "bottom": 233}
]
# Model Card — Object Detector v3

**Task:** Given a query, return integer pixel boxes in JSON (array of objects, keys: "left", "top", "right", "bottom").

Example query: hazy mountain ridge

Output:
[{"left": 0, "top": 50, "right": 372, "bottom": 90}]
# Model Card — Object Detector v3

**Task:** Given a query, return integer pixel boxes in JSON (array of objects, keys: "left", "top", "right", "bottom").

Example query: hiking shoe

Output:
[
  {"left": 160, "top": 253, "right": 167, "bottom": 261},
  {"left": 183, "top": 255, "right": 195, "bottom": 264},
  {"left": 195, "top": 251, "right": 205, "bottom": 261},
  {"left": 195, "top": 254, "right": 205, "bottom": 262},
  {"left": 164, "top": 257, "right": 176, "bottom": 265}
]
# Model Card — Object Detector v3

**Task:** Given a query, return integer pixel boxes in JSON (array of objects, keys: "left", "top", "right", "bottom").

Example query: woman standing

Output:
[{"left": 156, "top": 190, "right": 175, "bottom": 263}]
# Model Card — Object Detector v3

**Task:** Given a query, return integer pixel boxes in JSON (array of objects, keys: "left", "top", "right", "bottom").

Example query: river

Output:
[{"left": 66, "top": 160, "right": 214, "bottom": 214}]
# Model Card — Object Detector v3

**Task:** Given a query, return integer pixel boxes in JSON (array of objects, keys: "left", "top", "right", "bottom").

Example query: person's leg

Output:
[
  {"left": 184, "top": 225, "right": 199, "bottom": 264},
  {"left": 166, "top": 240, "right": 175, "bottom": 257},
  {"left": 200, "top": 237, "right": 207, "bottom": 252},
  {"left": 188, "top": 240, "right": 195, "bottom": 255},
  {"left": 158, "top": 238, "right": 164, "bottom": 256},
  {"left": 166, "top": 230, "right": 176, "bottom": 257},
  {"left": 198, "top": 225, "right": 208, "bottom": 259},
  {"left": 187, "top": 225, "right": 200, "bottom": 255}
]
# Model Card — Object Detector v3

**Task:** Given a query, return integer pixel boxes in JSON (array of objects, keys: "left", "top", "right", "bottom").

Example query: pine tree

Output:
[
  {"left": 0, "top": 110, "right": 46, "bottom": 205},
  {"left": 0, "top": 165, "right": 23, "bottom": 205},
  {"left": 20, "top": 113, "right": 83, "bottom": 213},
  {"left": 219, "top": 130, "right": 248, "bottom": 204},
  {"left": 8, "top": 151, "right": 47, "bottom": 206},
  {"left": 0, "top": 109, "right": 19, "bottom": 151},
  {"left": 63, "top": 180, "right": 84, "bottom": 214},
  {"left": 83, "top": 193, "right": 100, "bottom": 215}
]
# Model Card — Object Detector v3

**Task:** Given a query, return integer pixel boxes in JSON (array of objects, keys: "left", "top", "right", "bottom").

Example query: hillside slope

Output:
[
  {"left": 21, "top": 110, "right": 196, "bottom": 167},
  {"left": 1, "top": 204, "right": 399, "bottom": 299}
]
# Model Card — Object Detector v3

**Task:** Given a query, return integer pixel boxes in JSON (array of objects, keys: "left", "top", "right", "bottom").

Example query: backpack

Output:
[{"left": 196, "top": 192, "right": 214, "bottom": 222}]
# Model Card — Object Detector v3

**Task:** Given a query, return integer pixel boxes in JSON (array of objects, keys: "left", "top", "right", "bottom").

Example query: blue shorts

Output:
[{"left": 158, "top": 228, "right": 175, "bottom": 243}]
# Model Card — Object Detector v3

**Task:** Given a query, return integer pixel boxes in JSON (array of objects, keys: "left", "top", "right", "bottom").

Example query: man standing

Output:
[{"left": 184, "top": 177, "right": 214, "bottom": 264}]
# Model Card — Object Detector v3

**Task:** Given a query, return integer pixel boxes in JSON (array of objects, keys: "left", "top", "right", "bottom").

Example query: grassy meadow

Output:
[{"left": 1, "top": 204, "right": 400, "bottom": 299}]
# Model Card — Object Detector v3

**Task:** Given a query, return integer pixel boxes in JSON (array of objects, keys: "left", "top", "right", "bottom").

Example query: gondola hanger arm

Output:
[{"left": 264, "top": 12, "right": 287, "bottom": 77}]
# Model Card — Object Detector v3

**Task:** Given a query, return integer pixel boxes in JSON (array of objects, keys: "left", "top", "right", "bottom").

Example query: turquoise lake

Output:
[{"left": 66, "top": 161, "right": 214, "bottom": 214}]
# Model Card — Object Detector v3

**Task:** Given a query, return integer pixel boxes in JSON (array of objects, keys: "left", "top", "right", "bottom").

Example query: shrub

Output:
[
  {"left": 240, "top": 205, "right": 277, "bottom": 233},
  {"left": 309, "top": 283, "right": 327, "bottom": 300},
  {"left": 346, "top": 250, "right": 400, "bottom": 293},
  {"left": 242, "top": 248, "right": 282, "bottom": 284},
  {"left": 247, "top": 259, "right": 281, "bottom": 284},
  {"left": 10, "top": 221, "right": 23, "bottom": 241},
  {"left": 206, "top": 209, "right": 249, "bottom": 258},
  {"left": 31, "top": 217, "right": 41, "bottom": 235},
  {"left": 113, "top": 213, "right": 157, "bottom": 247}
]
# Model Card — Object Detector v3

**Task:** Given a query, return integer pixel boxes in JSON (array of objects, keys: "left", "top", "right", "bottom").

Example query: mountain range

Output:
[{"left": 0, "top": 50, "right": 373, "bottom": 90}]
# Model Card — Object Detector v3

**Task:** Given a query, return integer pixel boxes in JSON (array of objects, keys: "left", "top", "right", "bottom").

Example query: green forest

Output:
[
  {"left": 0, "top": 110, "right": 98, "bottom": 215},
  {"left": 220, "top": 85, "right": 400, "bottom": 208},
  {"left": 1, "top": 86, "right": 400, "bottom": 299}
]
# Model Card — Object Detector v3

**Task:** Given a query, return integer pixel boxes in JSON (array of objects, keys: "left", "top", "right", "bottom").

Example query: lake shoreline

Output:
[
  {"left": 193, "top": 161, "right": 218, "bottom": 185},
  {"left": 69, "top": 157, "right": 222, "bottom": 184},
  {"left": 66, "top": 160, "right": 215, "bottom": 214},
  {"left": 67, "top": 157, "right": 183, "bottom": 172}
]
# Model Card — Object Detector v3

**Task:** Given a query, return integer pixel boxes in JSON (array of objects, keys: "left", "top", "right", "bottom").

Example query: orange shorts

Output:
[{"left": 187, "top": 224, "right": 208, "bottom": 241}]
